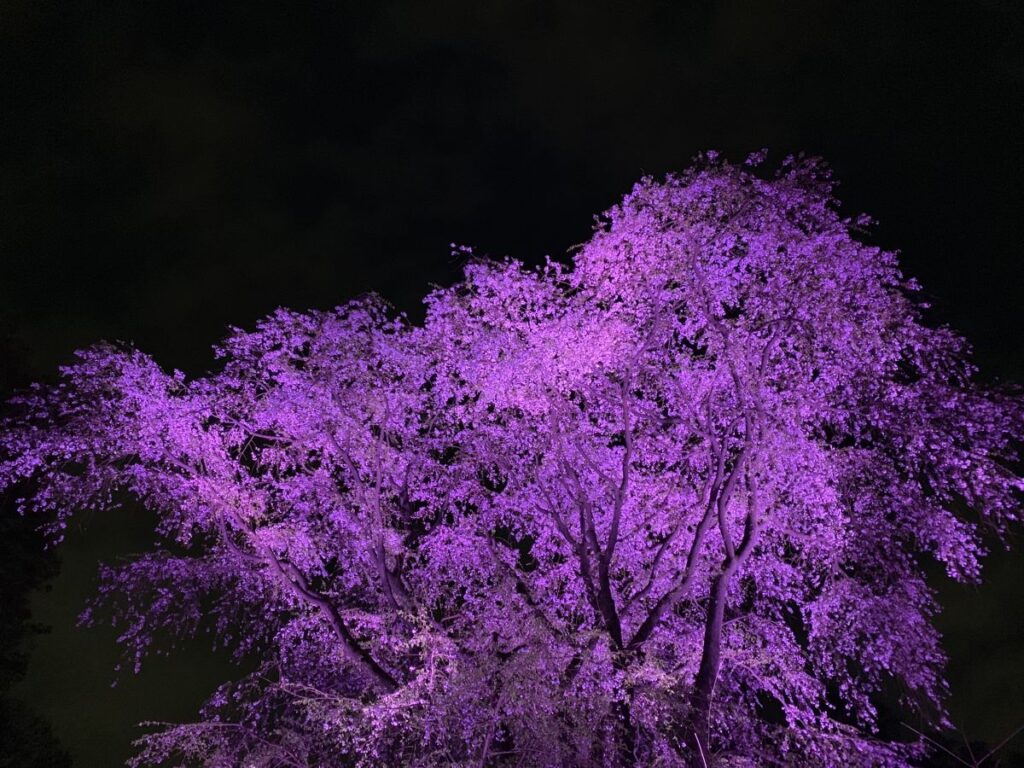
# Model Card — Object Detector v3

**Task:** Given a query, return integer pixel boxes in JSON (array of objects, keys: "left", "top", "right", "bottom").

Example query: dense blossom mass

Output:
[{"left": 2, "top": 154, "right": 1022, "bottom": 767}]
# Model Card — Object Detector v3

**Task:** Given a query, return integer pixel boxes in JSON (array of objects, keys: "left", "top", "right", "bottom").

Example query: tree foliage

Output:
[
  {"left": 2, "top": 154, "right": 1021, "bottom": 767},
  {"left": 0, "top": 330, "right": 72, "bottom": 768}
]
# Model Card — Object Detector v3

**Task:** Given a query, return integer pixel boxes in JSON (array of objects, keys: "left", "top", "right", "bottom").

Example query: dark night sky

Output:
[{"left": 2, "top": 2, "right": 1023, "bottom": 766}]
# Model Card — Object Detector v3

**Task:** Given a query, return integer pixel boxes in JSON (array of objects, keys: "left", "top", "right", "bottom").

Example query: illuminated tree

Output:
[{"left": 2, "top": 154, "right": 1021, "bottom": 767}]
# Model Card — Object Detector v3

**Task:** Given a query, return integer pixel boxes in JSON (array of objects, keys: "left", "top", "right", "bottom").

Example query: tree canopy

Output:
[{"left": 2, "top": 154, "right": 1021, "bottom": 767}]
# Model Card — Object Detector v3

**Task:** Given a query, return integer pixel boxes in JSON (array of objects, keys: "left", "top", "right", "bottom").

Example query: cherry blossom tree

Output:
[{"left": 2, "top": 154, "right": 1021, "bottom": 767}]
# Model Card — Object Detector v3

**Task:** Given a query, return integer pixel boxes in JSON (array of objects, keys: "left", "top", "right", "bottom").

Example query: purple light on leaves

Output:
[{"left": 3, "top": 154, "right": 1021, "bottom": 767}]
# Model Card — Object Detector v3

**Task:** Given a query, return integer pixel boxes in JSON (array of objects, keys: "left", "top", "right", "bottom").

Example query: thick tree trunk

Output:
[
  {"left": 612, "top": 696, "right": 636, "bottom": 767},
  {"left": 688, "top": 569, "right": 731, "bottom": 768},
  {"left": 611, "top": 650, "right": 637, "bottom": 767}
]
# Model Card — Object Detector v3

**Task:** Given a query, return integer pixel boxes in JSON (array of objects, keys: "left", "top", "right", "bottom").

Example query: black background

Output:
[{"left": 2, "top": 2, "right": 1022, "bottom": 765}]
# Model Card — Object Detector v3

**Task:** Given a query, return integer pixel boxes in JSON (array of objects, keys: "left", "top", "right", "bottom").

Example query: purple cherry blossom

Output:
[{"left": 3, "top": 155, "right": 1021, "bottom": 767}]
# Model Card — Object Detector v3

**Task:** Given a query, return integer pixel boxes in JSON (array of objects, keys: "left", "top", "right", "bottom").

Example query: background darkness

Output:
[{"left": 2, "top": 1, "right": 1023, "bottom": 766}]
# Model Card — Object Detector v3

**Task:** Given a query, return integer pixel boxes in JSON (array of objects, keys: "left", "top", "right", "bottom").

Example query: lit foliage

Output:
[{"left": 2, "top": 154, "right": 1022, "bottom": 767}]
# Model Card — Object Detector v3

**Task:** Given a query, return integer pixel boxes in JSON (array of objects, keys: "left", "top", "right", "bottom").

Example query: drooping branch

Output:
[{"left": 269, "top": 556, "right": 399, "bottom": 692}]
